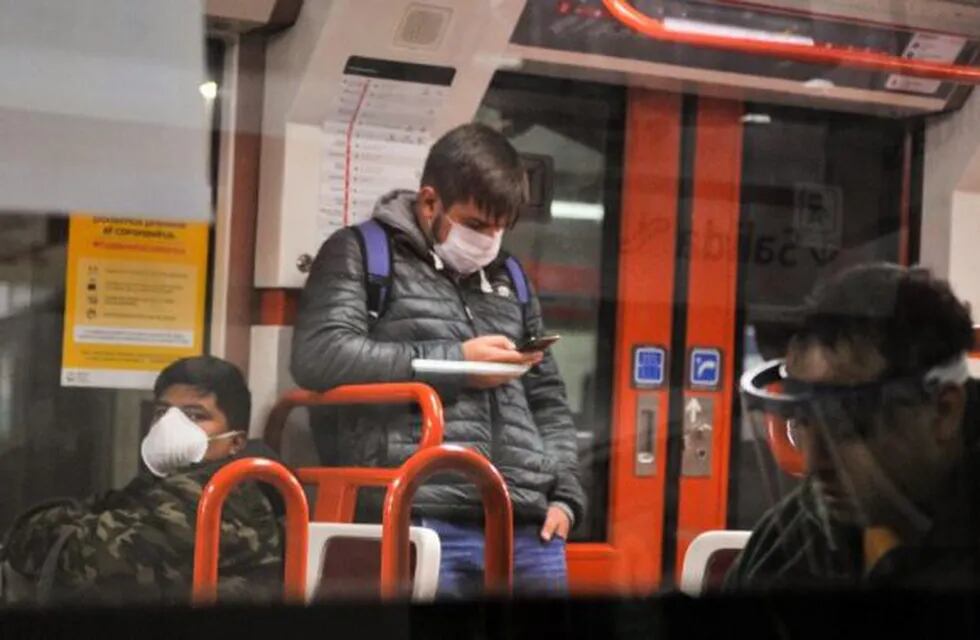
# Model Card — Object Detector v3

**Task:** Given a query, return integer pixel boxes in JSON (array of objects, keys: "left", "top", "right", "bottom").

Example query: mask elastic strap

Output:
[
  {"left": 924, "top": 352, "right": 970, "bottom": 387},
  {"left": 208, "top": 430, "right": 243, "bottom": 443}
]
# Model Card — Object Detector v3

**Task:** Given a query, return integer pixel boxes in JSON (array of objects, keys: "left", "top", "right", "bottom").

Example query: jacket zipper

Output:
[
  {"left": 449, "top": 272, "right": 501, "bottom": 459},
  {"left": 442, "top": 267, "right": 476, "bottom": 335}
]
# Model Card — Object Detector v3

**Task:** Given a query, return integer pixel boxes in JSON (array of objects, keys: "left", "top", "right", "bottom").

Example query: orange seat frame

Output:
[{"left": 263, "top": 383, "right": 445, "bottom": 522}]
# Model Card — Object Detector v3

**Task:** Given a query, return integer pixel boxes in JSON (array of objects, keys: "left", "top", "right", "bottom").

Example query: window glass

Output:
[
  {"left": 477, "top": 73, "right": 625, "bottom": 541},
  {"left": 732, "top": 106, "right": 910, "bottom": 528}
]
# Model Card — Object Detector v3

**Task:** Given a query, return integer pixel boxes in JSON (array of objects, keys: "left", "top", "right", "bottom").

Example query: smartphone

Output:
[{"left": 518, "top": 335, "right": 561, "bottom": 353}]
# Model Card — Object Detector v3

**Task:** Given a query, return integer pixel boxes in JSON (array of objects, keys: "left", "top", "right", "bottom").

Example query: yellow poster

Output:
[{"left": 61, "top": 215, "right": 209, "bottom": 389}]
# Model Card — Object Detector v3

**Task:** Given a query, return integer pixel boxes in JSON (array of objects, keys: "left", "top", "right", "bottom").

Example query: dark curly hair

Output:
[
  {"left": 792, "top": 263, "right": 974, "bottom": 378},
  {"left": 153, "top": 356, "right": 251, "bottom": 430}
]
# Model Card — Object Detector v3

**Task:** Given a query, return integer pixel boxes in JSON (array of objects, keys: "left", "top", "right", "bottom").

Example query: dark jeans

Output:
[{"left": 417, "top": 517, "right": 568, "bottom": 599}]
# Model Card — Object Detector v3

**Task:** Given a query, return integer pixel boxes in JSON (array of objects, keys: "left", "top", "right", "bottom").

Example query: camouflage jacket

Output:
[{"left": 1, "top": 442, "right": 285, "bottom": 606}]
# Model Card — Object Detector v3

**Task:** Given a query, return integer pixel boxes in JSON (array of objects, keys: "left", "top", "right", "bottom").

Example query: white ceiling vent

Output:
[{"left": 394, "top": 4, "right": 452, "bottom": 50}]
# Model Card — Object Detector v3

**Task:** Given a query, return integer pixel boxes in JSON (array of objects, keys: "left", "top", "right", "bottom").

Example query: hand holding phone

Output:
[
  {"left": 461, "top": 335, "right": 542, "bottom": 389},
  {"left": 518, "top": 335, "right": 561, "bottom": 353}
]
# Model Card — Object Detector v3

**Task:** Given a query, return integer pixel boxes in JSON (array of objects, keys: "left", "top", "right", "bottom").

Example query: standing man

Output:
[{"left": 291, "top": 123, "right": 585, "bottom": 597}]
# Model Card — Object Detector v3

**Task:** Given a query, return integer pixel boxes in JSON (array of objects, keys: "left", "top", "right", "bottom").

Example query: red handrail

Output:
[
  {"left": 602, "top": 0, "right": 980, "bottom": 84},
  {"left": 264, "top": 383, "right": 444, "bottom": 454},
  {"left": 297, "top": 466, "right": 400, "bottom": 522},
  {"left": 765, "top": 416, "right": 805, "bottom": 478},
  {"left": 192, "top": 458, "right": 310, "bottom": 604},
  {"left": 380, "top": 446, "right": 514, "bottom": 599}
]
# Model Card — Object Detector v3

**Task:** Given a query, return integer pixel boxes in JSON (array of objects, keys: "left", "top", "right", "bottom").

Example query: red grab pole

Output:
[
  {"left": 263, "top": 383, "right": 445, "bottom": 454},
  {"left": 380, "top": 446, "right": 514, "bottom": 599},
  {"left": 192, "top": 458, "right": 310, "bottom": 604},
  {"left": 602, "top": 0, "right": 980, "bottom": 84}
]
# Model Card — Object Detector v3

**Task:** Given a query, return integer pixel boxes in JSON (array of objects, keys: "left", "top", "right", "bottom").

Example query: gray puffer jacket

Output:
[{"left": 290, "top": 190, "right": 586, "bottom": 526}]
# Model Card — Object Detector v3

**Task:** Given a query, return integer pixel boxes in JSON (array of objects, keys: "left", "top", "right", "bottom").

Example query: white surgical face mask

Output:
[
  {"left": 433, "top": 217, "right": 503, "bottom": 275},
  {"left": 140, "top": 407, "right": 238, "bottom": 477}
]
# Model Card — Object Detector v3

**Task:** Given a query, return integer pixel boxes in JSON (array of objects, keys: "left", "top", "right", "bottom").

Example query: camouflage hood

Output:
[{"left": 2, "top": 441, "right": 286, "bottom": 606}]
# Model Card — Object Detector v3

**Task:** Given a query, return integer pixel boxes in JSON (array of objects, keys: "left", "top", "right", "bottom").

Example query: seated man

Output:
[
  {"left": 0, "top": 356, "right": 284, "bottom": 605},
  {"left": 729, "top": 263, "right": 979, "bottom": 590}
]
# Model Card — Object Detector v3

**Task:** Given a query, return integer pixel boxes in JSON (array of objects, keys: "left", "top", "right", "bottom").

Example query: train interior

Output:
[{"left": 2, "top": 0, "right": 980, "bottom": 625}]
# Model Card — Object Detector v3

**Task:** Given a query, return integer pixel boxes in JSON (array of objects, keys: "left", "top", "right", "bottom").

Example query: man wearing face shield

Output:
[
  {"left": 728, "top": 263, "right": 979, "bottom": 591},
  {"left": 0, "top": 356, "right": 284, "bottom": 605},
  {"left": 291, "top": 123, "right": 584, "bottom": 597}
]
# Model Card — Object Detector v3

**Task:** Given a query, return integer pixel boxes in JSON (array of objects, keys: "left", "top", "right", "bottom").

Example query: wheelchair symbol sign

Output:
[{"left": 689, "top": 348, "right": 721, "bottom": 389}]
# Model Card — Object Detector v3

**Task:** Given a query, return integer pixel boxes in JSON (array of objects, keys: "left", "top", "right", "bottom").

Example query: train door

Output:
[
  {"left": 602, "top": 92, "right": 746, "bottom": 590},
  {"left": 477, "top": 75, "right": 698, "bottom": 591},
  {"left": 632, "top": 93, "right": 915, "bottom": 588},
  {"left": 668, "top": 96, "right": 914, "bottom": 577},
  {"left": 479, "top": 71, "right": 918, "bottom": 593}
]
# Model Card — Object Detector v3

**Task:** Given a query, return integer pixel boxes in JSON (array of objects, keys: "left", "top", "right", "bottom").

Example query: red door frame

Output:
[
  {"left": 566, "top": 89, "right": 682, "bottom": 594},
  {"left": 567, "top": 94, "right": 746, "bottom": 593},
  {"left": 674, "top": 99, "right": 744, "bottom": 569}
]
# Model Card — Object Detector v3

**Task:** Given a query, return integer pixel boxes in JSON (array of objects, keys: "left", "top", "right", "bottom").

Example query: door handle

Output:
[
  {"left": 635, "top": 394, "right": 658, "bottom": 476},
  {"left": 638, "top": 410, "right": 654, "bottom": 464}
]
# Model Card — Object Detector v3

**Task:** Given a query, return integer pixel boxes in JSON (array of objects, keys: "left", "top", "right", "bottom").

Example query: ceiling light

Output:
[
  {"left": 662, "top": 17, "right": 814, "bottom": 47},
  {"left": 199, "top": 81, "right": 218, "bottom": 101},
  {"left": 741, "top": 113, "right": 772, "bottom": 124},
  {"left": 803, "top": 78, "right": 835, "bottom": 90},
  {"left": 551, "top": 201, "right": 604, "bottom": 221}
]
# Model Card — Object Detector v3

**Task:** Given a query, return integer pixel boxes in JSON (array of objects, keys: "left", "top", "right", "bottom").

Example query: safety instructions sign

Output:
[{"left": 60, "top": 215, "right": 209, "bottom": 389}]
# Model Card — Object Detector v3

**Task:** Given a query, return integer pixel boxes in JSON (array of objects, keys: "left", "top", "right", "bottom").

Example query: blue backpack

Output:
[{"left": 353, "top": 219, "right": 530, "bottom": 320}]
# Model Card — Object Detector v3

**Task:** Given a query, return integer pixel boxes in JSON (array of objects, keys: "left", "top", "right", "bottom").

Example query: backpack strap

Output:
[
  {"left": 353, "top": 220, "right": 392, "bottom": 320},
  {"left": 503, "top": 255, "right": 530, "bottom": 305},
  {"left": 35, "top": 528, "right": 74, "bottom": 605}
]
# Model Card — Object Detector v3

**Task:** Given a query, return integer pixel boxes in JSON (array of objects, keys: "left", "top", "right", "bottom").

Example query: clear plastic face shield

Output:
[{"left": 739, "top": 354, "right": 971, "bottom": 535}]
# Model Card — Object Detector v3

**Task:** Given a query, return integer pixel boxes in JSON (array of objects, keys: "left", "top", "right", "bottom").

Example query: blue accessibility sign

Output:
[
  {"left": 689, "top": 348, "right": 722, "bottom": 388},
  {"left": 633, "top": 346, "right": 666, "bottom": 388}
]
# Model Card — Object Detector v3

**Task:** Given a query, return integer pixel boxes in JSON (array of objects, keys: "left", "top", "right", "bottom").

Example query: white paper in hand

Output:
[{"left": 411, "top": 359, "right": 530, "bottom": 376}]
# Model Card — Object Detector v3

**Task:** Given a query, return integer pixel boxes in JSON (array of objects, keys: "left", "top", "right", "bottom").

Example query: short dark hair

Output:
[
  {"left": 791, "top": 263, "right": 974, "bottom": 377},
  {"left": 420, "top": 123, "right": 526, "bottom": 226},
  {"left": 153, "top": 356, "right": 251, "bottom": 430}
]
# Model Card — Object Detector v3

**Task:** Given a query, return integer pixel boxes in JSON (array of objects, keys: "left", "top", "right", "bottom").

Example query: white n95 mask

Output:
[
  {"left": 433, "top": 219, "right": 503, "bottom": 276},
  {"left": 140, "top": 407, "right": 236, "bottom": 477}
]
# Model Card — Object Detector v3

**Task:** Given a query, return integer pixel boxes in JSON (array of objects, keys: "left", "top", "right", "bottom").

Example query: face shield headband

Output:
[
  {"left": 740, "top": 354, "right": 970, "bottom": 443},
  {"left": 741, "top": 353, "right": 971, "bottom": 537}
]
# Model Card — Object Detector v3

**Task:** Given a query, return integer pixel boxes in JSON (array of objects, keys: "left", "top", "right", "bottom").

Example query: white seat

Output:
[
  {"left": 305, "top": 523, "right": 441, "bottom": 602},
  {"left": 679, "top": 530, "right": 752, "bottom": 596}
]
